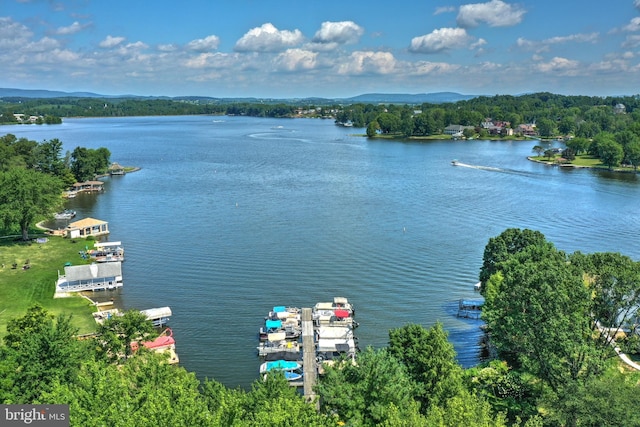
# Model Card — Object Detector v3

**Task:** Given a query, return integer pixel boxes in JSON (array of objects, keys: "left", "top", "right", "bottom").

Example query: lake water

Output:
[{"left": 8, "top": 116, "right": 640, "bottom": 388}]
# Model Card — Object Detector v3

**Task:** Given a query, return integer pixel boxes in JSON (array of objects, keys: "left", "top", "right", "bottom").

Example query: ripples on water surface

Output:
[{"left": 11, "top": 116, "right": 640, "bottom": 388}]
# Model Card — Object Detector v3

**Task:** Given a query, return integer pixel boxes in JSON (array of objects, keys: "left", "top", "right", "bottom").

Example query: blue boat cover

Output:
[
  {"left": 273, "top": 306, "right": 286, "bottom": 313},
  {"left": 284, "top": 371, "right": 303, "bottom": 380},
  {"left": 265, "top": 319, "right": 282, "bottom": 329},
  {"left": 266, "top": 360, "right": 299, "bottom": 371}
]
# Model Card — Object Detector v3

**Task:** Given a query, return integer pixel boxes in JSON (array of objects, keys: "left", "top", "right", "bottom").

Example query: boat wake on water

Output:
[{"left": 452, "top": 160, "right": 538, "bottom": 177}]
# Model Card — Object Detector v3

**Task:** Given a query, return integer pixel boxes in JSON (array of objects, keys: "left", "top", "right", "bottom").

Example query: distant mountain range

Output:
[{"left": 0, "top": 88, "right": 477, "bottom": 105}]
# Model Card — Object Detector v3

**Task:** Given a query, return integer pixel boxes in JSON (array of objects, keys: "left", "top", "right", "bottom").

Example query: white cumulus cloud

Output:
[
  {"left": 55, "top": 21, "right": 89, "bottom": 35},
  {"left": 434, "top": 6, "right": 456, "bottom": 15},
  {"left": 623, "top": 17, "right": 640, "bottom": 32},
  {"left": 535, "top": 56, "right": 579, "bottom": 75},
  {"left": 622, "top": 34, "right": 640, "bottom": 49},
  {"left": 234, "top": 23, "right": 303, "bottom": 52},
  {"left": 337, "top": 51, "right": 396, "bottom": 75},
  {"left": 99, "top": 35, "right": 126, "bottom": 48},
  {"left": 410, "top": 60, "right": 461, "bottom": 75},
  {"left": 457, "top": 0, "right": 526, "bottom": 28},
  {"left": 517, "top": 33, "right": 598, "bottom": 53},
  {"left": 409, "top": 28, "right": 473, "bottom": 53},
  {"left": 312, "top": 21, "right": 363, "bottom": 45},
  {"left": 187, "top": 35, "right": 220, "bottom": 52},
  {"left": 275, "top": 49, "right": 318, "bottom": 71},
  {"left": 184, "top": 52, "right": 236, "bottom": 69},
  {"left": 24, "top": 36, "right": 61, "bottom": 52},
  {"left": 0, "top": 17, "right": 32, "bottom": 49}
]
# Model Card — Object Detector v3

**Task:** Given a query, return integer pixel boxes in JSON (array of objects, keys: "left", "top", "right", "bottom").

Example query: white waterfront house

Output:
[
  {"left": 55, "top": 262, "right": 123, "bottom": 294},
  {"left": 65, "top": 217, "right": 109, "bottom": 239}
]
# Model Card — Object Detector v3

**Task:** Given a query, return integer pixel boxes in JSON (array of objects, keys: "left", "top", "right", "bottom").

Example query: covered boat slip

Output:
[
  {"left": 317, "top": 338, "right": 357, "bottom": 354},
  {"left": 316, "top": 325, "right": 355, "bottom": 341},
  {"left": 93, "top": 306, "right": 172, "bottom": 328},
  {"left": 140, "top": 306, "right": 172, "bottom": 327},
  {"left": 55, "top": 262, "right": 123, "bottom": 294}
]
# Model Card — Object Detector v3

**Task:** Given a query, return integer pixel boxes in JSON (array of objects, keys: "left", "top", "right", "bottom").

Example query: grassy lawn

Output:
[
  {"left": 0, "top": 234, "right": 98, "bottom": 338},
  {"left": 570, "top": 155, "right": 604, "bottom": 168}
]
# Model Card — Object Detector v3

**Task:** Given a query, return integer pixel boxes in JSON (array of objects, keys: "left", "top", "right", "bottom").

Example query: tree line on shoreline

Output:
[
  {"left": 2, "top": 92, "right": 638, "bottom": 136},
  {"left": 2, "top": 228, "right": 640, "bottom": 426}
]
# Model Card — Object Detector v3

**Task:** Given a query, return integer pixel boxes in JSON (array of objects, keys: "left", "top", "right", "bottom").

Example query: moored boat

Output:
[
  {"left": 54, "top": 209, "right": 76, "bottom": 220},
  {"left": 259, "top": 359, "right": 302, "bottom": 374},
  {"left": 257, "top": 331, "right": 300, "bottom": 357},
  {"left": 266, "top": 306, "right": 301, "bottom": 320},
  {"left": 87, "top": 241, "right": 125, "bottom": 263},
  {"left": 259, "top": 318, "right": 301, "bottom": 341}
]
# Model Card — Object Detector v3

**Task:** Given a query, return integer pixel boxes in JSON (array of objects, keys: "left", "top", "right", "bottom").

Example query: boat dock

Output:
[
  {"left": 457, "top": 298, "right": 484, "bottom": 319},
  {"left": 257, "top": 297, "right": 358, "bottom": 399}
]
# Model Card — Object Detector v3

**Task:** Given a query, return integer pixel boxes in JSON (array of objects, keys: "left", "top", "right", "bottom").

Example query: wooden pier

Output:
[{"left": 301, "top": 307, "right": 317, "bottom": 405}]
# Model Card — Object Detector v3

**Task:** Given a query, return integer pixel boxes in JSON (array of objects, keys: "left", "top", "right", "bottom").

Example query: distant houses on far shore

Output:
[{"left": 444, "top": 119, "right": 537, "bottom": 138}]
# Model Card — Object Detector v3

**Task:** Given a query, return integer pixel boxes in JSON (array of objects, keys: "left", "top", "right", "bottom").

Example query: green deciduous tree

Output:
[
  {"left": 366, "top": 120, "right": 379, "bottom": 137},
  {"left": 532, "top": 145, "right": 544, "bottom": 156},
  {"left": 376, "top": 113, "right": 402, "bottom": 134},
  {"left": 0, "top": 167, "right": 64, "bottom": 240},
  {"left": 70, "top": 146, "right": 111, "bottom": 181},
  {"left": 478, "top": 228, "right": 546, "bottom": 293},
  {"left": 570, "top": 252, "right": 640, "bottom": 337},
  {"left": 541, "top": 371, "right": 640, "bottom": 427},
  {"left": 45, "top": 355, "right": 213, "bottom": 427},
  {"left": 96, "top": 309, "right": 156, "bottom": 363},
  {"left": 565, "top": 137, "right": 590, "bottom": 155},
  {"left": 316, "top": 347, "right": 414, "bottom": 426},
  {"left": 423, "top": 389, "right": 507, "bottom": 427},
  {"left": 536, "top": 118, "right": 556, "bottom": 138},
  {"left": 388, "top": 322, "right": 463, "bottom": 413},
  {"left": 0, "top": 305, "right": 85, "bottom": 403},
  {"left": 597, "top": 137, "right": 624, "bottom": 169},
  {"left": 623, "top": 139, "right": 640, "bottom": 170},
  {"left": 482, "top": 243, "right": 606, "bottom": 390},
  {"left": 242, "top": 373, "right": 332, "bottom": 426},
  {"left": 465, "top": 360, "right": 538, "bottom": 424}
]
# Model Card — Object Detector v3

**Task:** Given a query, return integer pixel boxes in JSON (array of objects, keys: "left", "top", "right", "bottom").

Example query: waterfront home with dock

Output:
[
  {"left": 55, "top": 262, "right": 123, "bottom": 294},
  {"left": 65, "top": 217, "right": 109, "bottom": 239}
]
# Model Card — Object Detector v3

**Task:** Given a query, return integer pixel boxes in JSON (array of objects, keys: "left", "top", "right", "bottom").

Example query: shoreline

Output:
[{"left": 526, "top": 156, "right": 639, "bottom": 174}]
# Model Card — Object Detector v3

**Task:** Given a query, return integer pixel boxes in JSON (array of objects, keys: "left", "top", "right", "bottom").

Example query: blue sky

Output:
[{"left": 2, "top": 0, "right": 640, "bottom": 98}]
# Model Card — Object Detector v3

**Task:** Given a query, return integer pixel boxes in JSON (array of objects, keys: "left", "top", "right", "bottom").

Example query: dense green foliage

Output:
[
  {"left": 480, "top": 228, "right": 640, "bottom": 426},
  {"left": 0, "top": 167, "right": 64, "bottom": 240},
  {"left": 0, "top": 134, "right": 113, "bottom": 238}
]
